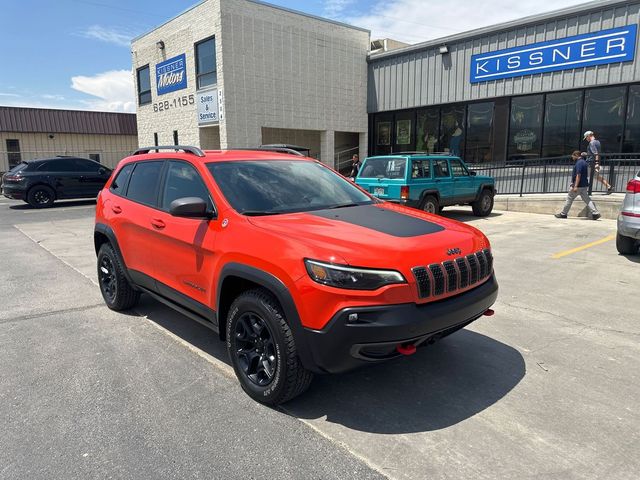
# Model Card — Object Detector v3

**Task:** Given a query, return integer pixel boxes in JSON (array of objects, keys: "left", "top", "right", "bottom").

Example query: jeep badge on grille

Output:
[{"left": 447, "top": 248, "right": 462, "bottom": 256}]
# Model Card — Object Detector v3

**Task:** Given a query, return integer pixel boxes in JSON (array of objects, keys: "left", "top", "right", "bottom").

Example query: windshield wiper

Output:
[
  {"left": 328, "top": 202, "right": 362, "bottom": 209},
  {"left": 241, "top": 210, "right": 281, "bottom": 216}
]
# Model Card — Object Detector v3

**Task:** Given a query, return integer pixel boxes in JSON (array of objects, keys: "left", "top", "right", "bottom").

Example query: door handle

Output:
[
  {"left": 151, "top": 218, "right": 166, "bottom": 229},
  {"left": 111, "top": 205, "right": 122, "bottom": 214}
]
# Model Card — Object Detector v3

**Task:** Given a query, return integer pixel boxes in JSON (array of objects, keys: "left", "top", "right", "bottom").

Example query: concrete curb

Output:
[{"left": 494, "top": 193, "right": 624, "bottom": 220}]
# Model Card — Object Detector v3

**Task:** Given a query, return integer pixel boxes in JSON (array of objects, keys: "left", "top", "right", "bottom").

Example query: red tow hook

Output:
[
  {"left": 484, "top": 309, "right": 495, "bottom": 317},
  {"left": 396, "top": 343, "right": 417, "bottom": 356}
]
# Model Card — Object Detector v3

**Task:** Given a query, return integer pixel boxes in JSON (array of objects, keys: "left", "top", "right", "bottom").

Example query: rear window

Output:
[
  {"left": 7, "top": 162, "right": 29, "bottom": 173},
  {"left": 110, "top": 163, "right": 135, "bottom": 195},
  {"left": 126, "top": 161, "right": 164, "bottom": 207},
  {"left": 359, "top": 158, "right": 407, "bottom": 179}
]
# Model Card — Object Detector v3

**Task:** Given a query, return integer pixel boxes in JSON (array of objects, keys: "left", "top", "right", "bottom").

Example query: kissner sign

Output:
[
  {"left": 156, "top": 54, "right": 187, "bottom": 95},
  {"left": 471, "top": 25, "right": 637, "bottom": 83}
]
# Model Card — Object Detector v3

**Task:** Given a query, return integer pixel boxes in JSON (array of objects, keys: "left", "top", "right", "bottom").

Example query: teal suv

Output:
[{"left": 355, "top": 154, "right": 496, "bottom": 216}]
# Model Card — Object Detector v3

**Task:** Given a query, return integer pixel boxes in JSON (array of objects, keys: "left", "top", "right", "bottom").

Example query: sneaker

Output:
[
  {"left": 592, "top": 213, "right": 601, "bottom": 220},
  {"left": 606, "top": 185, "right": 614, "bottom": 195},
  {"left": 554, "top": 213, "right": 567, "bottom": 219}
]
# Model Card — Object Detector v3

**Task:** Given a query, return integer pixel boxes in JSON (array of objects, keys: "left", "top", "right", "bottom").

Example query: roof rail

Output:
[
  {"left": 133, "top": 145, "right": 205, "bottom": 157},
  {"left": 238, "top": 146, "right": 306, "bottom": 156}
]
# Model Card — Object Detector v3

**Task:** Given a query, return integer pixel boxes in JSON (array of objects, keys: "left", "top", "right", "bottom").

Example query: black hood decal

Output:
[{"left": 310, "top": 205, "right": 444, "bottom": 237}]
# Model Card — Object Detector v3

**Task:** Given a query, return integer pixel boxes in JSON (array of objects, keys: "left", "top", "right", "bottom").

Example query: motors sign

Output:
[
  {"left": 156, "top": 54, "right": 187, "bottom": 95},
  {"left": 470, "top": 25, "right": 637, "bottom": 83}
]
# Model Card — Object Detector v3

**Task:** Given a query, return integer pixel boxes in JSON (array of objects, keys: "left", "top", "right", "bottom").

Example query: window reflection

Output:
[
  {"left": 466, "top": 102, "right": 494, "bottom": 163},
  {"left": 542, "top": 91, "right": 582, "bottom": 157},
  {"left": 623, "top": 85, "right": 640, "bottom": 153},
  {"left": 583, "top": 87, "right": 626, "bottom": 153},
  {"left": 416, "top": 109, "right": 440, "bottom": 153},
  {"left": 508, "top": 95, "right": 543, "bottom": 161},
  {"left": 441, "top": 105, "right": 465, "bottom": 157}
]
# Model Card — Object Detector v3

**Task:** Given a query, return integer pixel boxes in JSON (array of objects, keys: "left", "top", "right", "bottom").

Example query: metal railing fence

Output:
[{"left": 468, "top": 153, "right": 640, "bottom": 196}]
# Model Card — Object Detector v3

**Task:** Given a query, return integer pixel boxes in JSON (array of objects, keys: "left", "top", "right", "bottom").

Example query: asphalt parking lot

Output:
[{"left": 1, "top": 197, "right": 638, "bottom": 480}]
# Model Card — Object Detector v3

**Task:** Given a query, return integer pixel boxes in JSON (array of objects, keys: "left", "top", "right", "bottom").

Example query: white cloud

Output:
[
  {"left": 80, "top": 25, "right": 132, "bottom": 47},
  {"left": 349, "top": 0, "right": 588, "bottom": 44},
  {"left": 71, "top": 70, "right": 135, "bottom": 113},
  {"left": 324, "top": 0, "right": 355, "bottom": 18},
  {"left": 41, "top": 94, "right": 65, "bottom": 101},
  {"left": 0, "top": 92, "right": 20, "bottom": 97}
]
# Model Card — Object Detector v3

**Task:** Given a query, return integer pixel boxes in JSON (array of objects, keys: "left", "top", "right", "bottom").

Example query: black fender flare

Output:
[
  {"left": 217, "top": 263, "right": 316, "bottom": 372},
  {"left": 94, "top": 223, "right": 135, "bottom": 286},
  {"left": 418, "top": 189, "right": 440, "bottom": 206},
  {"left": 475, "top": 184, "right": 496, "bottom": 200}
]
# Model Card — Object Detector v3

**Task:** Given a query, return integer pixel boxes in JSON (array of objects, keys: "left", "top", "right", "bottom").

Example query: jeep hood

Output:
[{"left": 247, "top": 203, "right": 490, "bottom": 269}]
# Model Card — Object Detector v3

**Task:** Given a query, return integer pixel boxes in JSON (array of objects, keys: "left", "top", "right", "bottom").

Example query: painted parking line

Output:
[{"left": 551, "top": 233, "right": 616, "bottom": 259}]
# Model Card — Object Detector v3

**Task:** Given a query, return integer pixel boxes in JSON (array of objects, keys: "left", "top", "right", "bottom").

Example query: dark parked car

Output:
[{"left": 1, "top": 156, "right": 112, "bottom": 208}]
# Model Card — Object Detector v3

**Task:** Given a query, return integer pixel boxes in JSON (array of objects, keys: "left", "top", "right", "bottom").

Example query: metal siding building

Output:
[{"left": 367, "top": 0, "right": 640, "bottom": 162}]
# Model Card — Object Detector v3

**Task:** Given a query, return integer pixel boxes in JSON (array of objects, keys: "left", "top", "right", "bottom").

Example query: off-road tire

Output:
[
  {"left": 421, "top": 195, "right": 439, "bottom": 214},
  {"left": 97, "top": 243, "right": 140, "bottom": 310},
  {"left": 27, "top": 185, "right": 55, "bottom": 208},
  {"left": 472, "top": 189, "right": 494, "bottom": 217},
  {"left": 616, "top": 233, "right": 638, "bottom": 255},
  {"left": 227, "top": 288, "right": 313, "bottom": 405}
]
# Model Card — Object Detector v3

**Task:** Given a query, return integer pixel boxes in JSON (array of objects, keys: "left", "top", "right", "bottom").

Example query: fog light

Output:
[{"left": 348, "top": 313, "right": 359, "bottom": 323}]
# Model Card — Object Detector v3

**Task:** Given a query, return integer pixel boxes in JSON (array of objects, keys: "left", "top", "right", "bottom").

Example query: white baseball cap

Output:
[{"left": 583, "top": 130, "right": 594, "bottom": 139}]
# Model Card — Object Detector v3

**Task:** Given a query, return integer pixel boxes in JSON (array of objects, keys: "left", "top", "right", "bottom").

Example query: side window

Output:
[
  {"left": 126, "top": 161, "right": 164, "bottom": 207},
  {"left": 39, "top": 159, "right": 76, "bottom": 172},
  {"left": 450, "top": 159, "right": 469, "bottom": 177},
  {"left": 110, "top": 163, "right": 135, "bottom": 196},
  {"left": 411, "top": 160, "right": 431, "bottom": 179},
  {"left": 137, "top": 65, "right": 151, "bottom": 105},
  {"left": 434, "top": 159, "right": 450, "bottom": 178},
  {"left": 73, "top": 159, "right": 101, "bottom": 172},
  {"left": 161, "top": 161, "right": 212, "bottom": 210},
  {"left": 195, "top": 37, "right": 217, "bottom": 89}
]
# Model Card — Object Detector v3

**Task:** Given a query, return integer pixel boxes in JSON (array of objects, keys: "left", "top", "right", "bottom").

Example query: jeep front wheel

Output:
[
  {"left": 472, "top": 189, "right": 494, "bottom": 217},
  {"left": 421, "top": 195, "right": 439, "bottom": 214},
  {"left": 227, "top": 289, "right": 313, "bottom": 405}
]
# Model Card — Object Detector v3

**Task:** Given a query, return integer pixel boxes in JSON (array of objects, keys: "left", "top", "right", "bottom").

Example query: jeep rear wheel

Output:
[
  {"left": 472, "top": 189, "right": 494, "bottom": 217},
  {"left": 227, "top": 289, "right": 313, "bottom": 405},
  {"left": 97, "top": 243, "right": 140, "bottom": 311},
  {"left": 421, "top": 195, "right": 439, "bottom": 214}
]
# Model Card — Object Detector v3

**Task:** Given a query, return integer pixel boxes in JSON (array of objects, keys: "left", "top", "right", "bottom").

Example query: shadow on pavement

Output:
[
  {"left": 126, "top": 295, "right": 524, "bottom": 434},
  {"left": 9, "top": 199, "right": 97, "bottom": 210},
  {"left": 283, "top": 329, "right": 525, "bottom": 434},
  {"left": 441, "top": 209, "right": 503, "bottom": 223}
]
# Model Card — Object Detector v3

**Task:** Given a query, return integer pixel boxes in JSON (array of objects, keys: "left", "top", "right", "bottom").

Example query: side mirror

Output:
[
  {"left": 98, "top": 167, "right": 107, "bottom": 175},
  {"left": 169, "top": 197, "right": 214, "bottom": 219},
  {"left": 470, "top": 171, "right": 477, "bottom": 176}
]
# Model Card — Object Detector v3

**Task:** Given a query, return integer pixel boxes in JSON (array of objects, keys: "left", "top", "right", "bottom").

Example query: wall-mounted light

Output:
[
  {"left": 156, "top": 40, "right": 165, "bottom": 50},
  {"left": 439, "top": 45, "right": 449, "bottom": 55},
  {"left": 48, "top": 134, "right": 55, "bottom": 139}
]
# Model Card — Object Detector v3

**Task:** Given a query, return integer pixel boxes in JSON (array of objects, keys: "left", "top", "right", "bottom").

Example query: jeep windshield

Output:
[
  {"left": 359, "top": 157, "right": 406, "bottom": 179},
  {"left": 207, "top": 160, "right": 377, "bottom": 215}
]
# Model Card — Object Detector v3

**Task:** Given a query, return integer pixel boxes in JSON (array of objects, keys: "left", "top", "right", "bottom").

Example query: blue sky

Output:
[{"left": 0, "top": 0, "right": 585, "bottom": 113}]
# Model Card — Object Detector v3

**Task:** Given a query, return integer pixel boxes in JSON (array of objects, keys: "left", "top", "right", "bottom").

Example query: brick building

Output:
[{"left": 131, "top": 0, "right": 370, "bottom": 168}]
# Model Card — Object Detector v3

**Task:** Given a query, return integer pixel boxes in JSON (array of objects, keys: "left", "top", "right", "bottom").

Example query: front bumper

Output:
[{"left": 303, "top": 274, "right": 498, "bottom": 373}]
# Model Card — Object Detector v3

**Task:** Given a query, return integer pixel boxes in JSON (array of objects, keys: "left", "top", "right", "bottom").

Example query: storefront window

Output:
[
  {"left": 582, "top": 86, "right": 626, "bottom": 153},
  {"left": 393, "top": 112, "right": 415, "bottom": 152},
  {"left": 416, "top": 109, "right": 440, "bottom": 153},
  {"left": 374, "top": 115, "right": 392, "bottom": 155},
  {"left": 542, "top": 91, "right": 582, "bottom": 157},
  {"left": 623, "top": 85, "right": 640, "bottom": 153},
  {"left": 440, "top": 105, "right": 465, "bottom": 157},
  {"left": 465, "top": 102, "right": 494, "bottom": 163},
  {"left": 508, "top": 95, "right": 543, "bottom": 161}
]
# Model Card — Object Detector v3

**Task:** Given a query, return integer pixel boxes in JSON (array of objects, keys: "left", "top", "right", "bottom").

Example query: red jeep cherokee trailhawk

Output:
[{"left": 94, "top": 146, "right": 498, "bottom": 404}]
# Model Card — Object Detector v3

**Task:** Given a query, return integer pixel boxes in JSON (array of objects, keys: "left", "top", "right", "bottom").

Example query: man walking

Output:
[
  {"left": 555, "top": 150, "right": 601, "bottom": 220},
  {"left": 582, "top": 130, "right": 613, "bottom": 194},
  {"left": 348, "top": 154, "right": 361, "bottom": 181}
]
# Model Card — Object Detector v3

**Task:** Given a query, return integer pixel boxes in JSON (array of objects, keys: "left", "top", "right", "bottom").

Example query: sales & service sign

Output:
[
  {"left": 470, "top": 25, "right": 637, "bottom": 83},
  {"left": 156, "top": 54, "right": 187, "bottom": 95}
]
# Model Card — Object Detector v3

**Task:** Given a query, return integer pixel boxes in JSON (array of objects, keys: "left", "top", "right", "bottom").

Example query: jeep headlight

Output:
[{"left": 304, "top": 259, "right": 406, "bottom": 290}]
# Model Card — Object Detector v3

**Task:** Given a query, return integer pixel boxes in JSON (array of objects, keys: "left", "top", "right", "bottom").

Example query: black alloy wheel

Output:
[
  {"left": 27, "top": 185, "right": 55, "bottom": 208},
  {"left": 99, "top": 254, "right": 117, "bottom": 304},
  {"left": 234, "top": 312, "right": 277, "bottom": 387}
]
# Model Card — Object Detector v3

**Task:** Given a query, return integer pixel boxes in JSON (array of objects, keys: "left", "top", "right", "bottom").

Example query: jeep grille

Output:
[{"left": 411, "top": 248, "right": 493, "bottom": 299}]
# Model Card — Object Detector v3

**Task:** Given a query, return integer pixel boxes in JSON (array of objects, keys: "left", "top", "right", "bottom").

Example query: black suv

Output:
[{"left": 2, "top": 157, "right": 112, "bottom": 208}]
